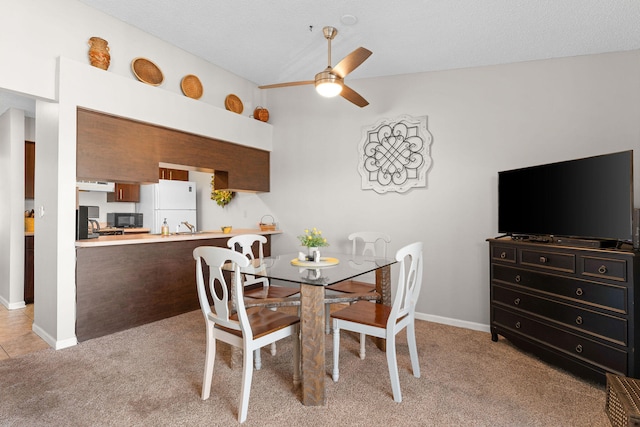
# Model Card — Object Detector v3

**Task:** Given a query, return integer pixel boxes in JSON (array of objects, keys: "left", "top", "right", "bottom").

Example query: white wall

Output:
[
  {"left": 190, "top": 171, "right": 275, "bottom": 232},
  {"left": 0, "top": 108, "right": 26, "bottom": 309},
  {"left": 263, "top": 50, "right": 640, "bottom": 329}
]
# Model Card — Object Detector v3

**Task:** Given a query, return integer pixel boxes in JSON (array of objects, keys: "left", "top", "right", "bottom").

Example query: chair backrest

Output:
[
  {"left": 193, "top": 246, "right": 251, "bottom": 334},
  {"left": 227, "top": 234, "right": 266, "bottom": 261},
  {"left": 227, "top": 234, "right": 268, "bottom": 287},
  {"left": 349, "top": 231, "right": 391, "bottom": 258},
  {"left": 388, "top": 242, "right": 423, "bottom": 329}
]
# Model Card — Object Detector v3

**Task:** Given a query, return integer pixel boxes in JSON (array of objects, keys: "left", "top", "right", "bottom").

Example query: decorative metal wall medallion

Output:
[{"left": 358, "top": 115, "right": 432, "bottom": 194}]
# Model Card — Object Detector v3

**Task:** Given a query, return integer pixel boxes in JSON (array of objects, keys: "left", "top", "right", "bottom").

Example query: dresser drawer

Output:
[
  {"left": 492, "top": 285, "right": 627, "bottom": 345},
  {"left": 491, "top": 245, "right": 516, "bottom": 263},
  {"left": 492, "top": 265, "right": 627, "bottom": 314},
  {"left": 520, "top": 249, "right": 575, "bottom": 273},
  {"left": 582, "top": 256, "right": 627, "bottom": 282},
  {"left": 493, "top": 306, "right": 627, "bottom": 373}
]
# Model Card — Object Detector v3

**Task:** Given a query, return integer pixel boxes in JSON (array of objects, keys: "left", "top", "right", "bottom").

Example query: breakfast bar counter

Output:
[
  {"left": 75, "top": 228, "right": 281, "bottom": 247},
  {"left": 75, "top": 229, "right": 281, "bottom": 341}
]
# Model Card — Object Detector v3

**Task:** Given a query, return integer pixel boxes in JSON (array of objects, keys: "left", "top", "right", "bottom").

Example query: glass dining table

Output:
[{"left": 235, "top": 251, "right": 397, "bottom": 406}]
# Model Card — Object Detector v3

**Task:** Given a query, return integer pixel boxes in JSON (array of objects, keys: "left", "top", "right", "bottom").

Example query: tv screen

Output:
[{"left": 498, "top": 150, "right": 634, "bottom": 242}]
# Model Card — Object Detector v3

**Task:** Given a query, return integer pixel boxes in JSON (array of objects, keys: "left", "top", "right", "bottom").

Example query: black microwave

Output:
[{"left": 107, "top": 212, "right": 143, "bottom": 228}]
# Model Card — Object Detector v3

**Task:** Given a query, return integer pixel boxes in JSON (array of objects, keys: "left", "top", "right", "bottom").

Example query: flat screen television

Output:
[{"left": 498, "top": 150, "right": 634, "bottom": 244}]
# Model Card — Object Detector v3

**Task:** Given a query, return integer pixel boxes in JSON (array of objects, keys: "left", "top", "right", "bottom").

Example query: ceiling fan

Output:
[{"left": 258, "top": 26, "right": 372, "bottom": 108}]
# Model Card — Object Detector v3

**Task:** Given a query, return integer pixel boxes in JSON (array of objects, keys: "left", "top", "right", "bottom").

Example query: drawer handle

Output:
[
  {"left": 575, "top": 344, "right": 583, "bottom": 354},
  {"left": 598, "top": 265, "right": 608, "bottom": 274},
  {"left": 575, "top": 316, "right": 583, "bottom": 325},
  {"left": 515, "top": 321, "right": 521, "bottom": 329},
  {"left": 515, "top": 275, "right": 521, "bottom": 283},
  {"left": 575, "top": 288, "right": 583, "bottom": 296},
  {"left": 539, "top": 256, "right": 548, "bottom": 263},
  {"left": 514, "top": 298, "right": 520, "bottom": 306},
  {"left": 500, "top": 251, "right": 506, "bottom": 259}
]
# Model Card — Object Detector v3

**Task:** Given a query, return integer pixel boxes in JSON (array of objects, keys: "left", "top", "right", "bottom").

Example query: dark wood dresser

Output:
[{"left": 488, "top": 237, "right": 640, "bottom": 384}]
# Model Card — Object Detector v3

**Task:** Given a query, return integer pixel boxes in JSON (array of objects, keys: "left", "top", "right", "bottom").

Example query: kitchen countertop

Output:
[{"left": 75, "top": 228, "right": 282, "bottom": 247}]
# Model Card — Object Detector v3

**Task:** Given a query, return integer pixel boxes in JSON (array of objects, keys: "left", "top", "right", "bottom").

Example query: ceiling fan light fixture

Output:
[{"left": 315, "top": 71, "right": 343, "bottom": 97}]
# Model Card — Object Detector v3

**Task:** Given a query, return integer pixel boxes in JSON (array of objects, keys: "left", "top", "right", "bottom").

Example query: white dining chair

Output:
[
  {"left": 227, "top": 234, "right": 300, "bottom": 369},
  {"left": 331, "top": 241, "right": 422, "bottom": 402},
  {"left": 193, "top": 246, "right": 300, "bottom": 423},
  {"left": 325, "top": 231, "right": 391, "bottom": 357}
]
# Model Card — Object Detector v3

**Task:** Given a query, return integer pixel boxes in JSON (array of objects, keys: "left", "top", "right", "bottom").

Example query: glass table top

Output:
[{"left": 239, "top": 252, "right": 396, "bottom": 286}]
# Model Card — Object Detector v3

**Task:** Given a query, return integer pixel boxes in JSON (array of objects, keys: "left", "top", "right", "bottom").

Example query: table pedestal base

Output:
[{"left": 300, "top": 282, "right": 326, "bottom": 406}]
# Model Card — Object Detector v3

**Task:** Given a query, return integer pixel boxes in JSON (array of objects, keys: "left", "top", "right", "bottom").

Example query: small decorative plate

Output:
[
  {"left": 131, "top": 58, "right": 164, "bottom": 86},
  {"left": 291, "top": 257, "right": 340, "bottom": 267},
  {"left": 181, "top": 74, "right": 203, "bottom": 99},
  {"left": 225, "top": 94, "right": 243, "bottom": 114}
]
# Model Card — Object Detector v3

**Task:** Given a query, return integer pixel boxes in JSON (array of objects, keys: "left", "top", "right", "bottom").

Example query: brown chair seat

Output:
[
  {"left": 331, "top": 300, "right": 392, "bottom": 328},
  {"left": 326, "top": 280, "right": 375, "bottom": 294},
  {"left": 216, "top": 307, "right": 300, "bottom": 339},
  {"left": 244, "top": 285, "right": 300, "bottom": 300}
]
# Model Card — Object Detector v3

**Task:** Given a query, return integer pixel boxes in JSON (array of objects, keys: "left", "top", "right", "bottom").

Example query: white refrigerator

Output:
[{"left": 138, "top": 180, "right": 197, "bottom": 234}]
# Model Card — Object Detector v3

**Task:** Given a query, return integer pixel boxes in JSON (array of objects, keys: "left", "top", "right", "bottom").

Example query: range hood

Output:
[{"left": 76, "top": 181, "right": 115, "bottom": 192}]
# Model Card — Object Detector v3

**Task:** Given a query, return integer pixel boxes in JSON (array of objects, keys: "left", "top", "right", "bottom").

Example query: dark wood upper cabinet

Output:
[
  {"left": 159, "top": 167, "right": 189, "bottom": 181},
  {"left": 76, "top": 108, "right": 269, "bottom": 192},
  {"left": 76, "top": 110, "right": 159, "bottom": 184},
  {"left": 25, "top": 141, "right": 35, "bottom": 199},
  {"left": 107, "top": 183, "right": 140, "bottom": 202}
]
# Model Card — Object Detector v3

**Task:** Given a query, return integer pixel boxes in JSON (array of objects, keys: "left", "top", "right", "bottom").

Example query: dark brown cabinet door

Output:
[
  {"left": 77, "top": 108, "right": 270, "bottom": 192},
  {"left": 25, "top": 236, "right": 34, "bottom": 304},
  {"left": 159, "top": 167, "right": 189, "bottom": 181},
  {"left": 107, "top": 183, "right": 140, "bottom": 202},
  {"left": 25, "top": 141, "right": 35, "bottom": 199}
]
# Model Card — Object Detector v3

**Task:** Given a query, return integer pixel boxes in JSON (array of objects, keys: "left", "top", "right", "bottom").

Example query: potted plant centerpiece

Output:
[{"left": 298, "top": 227, "right": 329, "bottom": 261}]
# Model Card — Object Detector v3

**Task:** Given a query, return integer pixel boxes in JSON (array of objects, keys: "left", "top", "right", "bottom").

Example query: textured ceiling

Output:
[
  {"left": 77, "top": 0, "right": 640, "bottom": 86},
  {"left": 3, "top": 0, "right": 640, "bottom": 117}
]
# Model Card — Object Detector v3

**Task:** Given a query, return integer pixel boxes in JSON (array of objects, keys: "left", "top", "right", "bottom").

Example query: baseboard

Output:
[
  {"left": 32, "top": 322, "right": 77, "bottom": 350},
  {"left": 0, "top": 295, "right": 26, "bottom": 310},
  {"left": 415, "top": 311, "right": 490, "bottom": 333}
]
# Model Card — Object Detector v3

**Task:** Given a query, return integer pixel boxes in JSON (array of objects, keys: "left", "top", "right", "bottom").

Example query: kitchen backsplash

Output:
[{"left": 77, "top": 191, "right": 136, "bottom": 222}]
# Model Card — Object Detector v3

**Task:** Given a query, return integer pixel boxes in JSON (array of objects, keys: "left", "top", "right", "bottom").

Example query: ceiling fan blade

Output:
[
  {"left": 332, "top": 47, "right": 373, "bottom": 78},
  {"left": 258, "top": 80, "right": 314, "bottom": 89},
  {"left": 341, "top": 84, "right": 369, "bottom": 108}
]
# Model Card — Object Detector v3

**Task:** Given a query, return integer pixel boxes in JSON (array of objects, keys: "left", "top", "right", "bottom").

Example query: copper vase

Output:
[{"left": 88, "top": 37, "right": 110, "bottom": 70}]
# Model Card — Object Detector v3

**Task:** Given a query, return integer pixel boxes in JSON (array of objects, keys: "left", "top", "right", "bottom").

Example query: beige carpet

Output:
[{"left": 0, "top": 309, "right": 610, "bottom": 426}]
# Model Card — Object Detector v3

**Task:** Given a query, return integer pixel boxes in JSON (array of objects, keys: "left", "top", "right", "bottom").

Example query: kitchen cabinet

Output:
[
  {"left": 25, "top": 141, "right": 35, "bottom": 199},
  {"left": 25, "top": 235, "right": 34, "bottom": 304},
  {"left": 107, "top": 183, "right": 140, "bottom": 202},
  {"left": 76, "top": 109, "right": 159, "bottom": 183},
  {"left": 77, "top": 108, "right": 270, "bottom": 192},
  {"left": 159, "top": 167, "right": 189, "bottom": 181}
]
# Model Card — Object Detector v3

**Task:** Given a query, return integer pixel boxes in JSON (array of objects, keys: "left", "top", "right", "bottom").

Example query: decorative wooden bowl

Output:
[
  {"left": 131, "top": 58, "right": 164, "bottom": 86},
  {"left": 181, "top": 74, "right": 203, "bottom": 99},
  {"left": 225, "top": 94, "right": 243, "bottom": 114}
]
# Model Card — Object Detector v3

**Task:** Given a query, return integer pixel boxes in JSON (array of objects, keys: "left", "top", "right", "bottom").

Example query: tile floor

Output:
[{"left": 0, "top": 304, "right": 50, "bottom": 360}]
